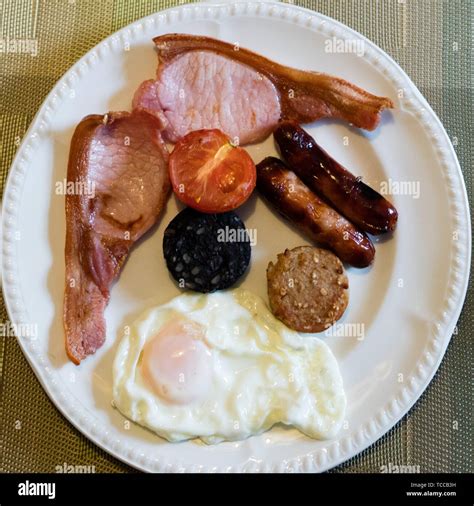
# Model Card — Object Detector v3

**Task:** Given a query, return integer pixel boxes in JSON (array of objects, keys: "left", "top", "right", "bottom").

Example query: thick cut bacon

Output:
[
  {"left": 64, "top": 110, "right": 170, "bottom": 364},
  {"left": 133, "top": 34, "right": 394, "bottom": 145}
]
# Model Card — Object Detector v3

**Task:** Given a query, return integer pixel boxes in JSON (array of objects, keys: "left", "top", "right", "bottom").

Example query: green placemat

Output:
[{"left": 1, "top": 0, "right": 472, "bottom": 473}]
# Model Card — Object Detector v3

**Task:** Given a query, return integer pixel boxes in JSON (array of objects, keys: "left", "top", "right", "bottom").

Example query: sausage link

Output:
[
  {"left": 256, "top": 157, "right": 375, "bottom": 268},
  {"left": 274, "top": 121, "right": 398, "bottom": 235}
]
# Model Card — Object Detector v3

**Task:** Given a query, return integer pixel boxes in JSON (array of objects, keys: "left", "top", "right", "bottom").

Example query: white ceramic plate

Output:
[{"left": 1, "top": 1, "right": 470, "bottom": 473}]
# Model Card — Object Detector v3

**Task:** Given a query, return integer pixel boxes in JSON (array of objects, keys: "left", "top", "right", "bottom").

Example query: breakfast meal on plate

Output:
[
  {"left": 274, "top": 121, "right": 398, "bottom": 234},
  {"left": 63, "top": 110, "right": 170, "bottom": 364},
  {"left": 112, "top": 288, "right": 346, "bottom": 443},
  {"left": 163, "top": 208, "right": 251, "bottom": 293},
  {"left": 256, "top": 157, "right": 375, "bottom": 267},
  {"left": 169, "top": 128, "right": 256, "bottom": 213},
  {"left": 61, "top": 31, "right": 399, "bottom": 447},
  {"left": 133, "top": 34, "right": 394, "bottom": 145},
  {"left": 267, "top": 246, "right": 349, "bottom": 332}
]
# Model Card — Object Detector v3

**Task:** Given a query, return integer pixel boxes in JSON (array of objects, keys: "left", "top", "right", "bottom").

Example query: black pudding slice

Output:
[{"left": 163, "top": 208, "right": 251, "bottom": 293}]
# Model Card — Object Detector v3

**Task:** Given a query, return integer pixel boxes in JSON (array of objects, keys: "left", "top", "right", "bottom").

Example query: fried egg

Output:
[{"left": 112, "top": 289, "right": 346, "bottom": 443}]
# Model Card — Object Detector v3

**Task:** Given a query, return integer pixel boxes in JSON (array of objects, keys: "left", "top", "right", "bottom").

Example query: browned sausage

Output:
[
  {"left": 256, "top": 157, "right": 375, "bottom": 268},
  {"left": 274, "top": 121, "right": 398, "bottom": 235}
]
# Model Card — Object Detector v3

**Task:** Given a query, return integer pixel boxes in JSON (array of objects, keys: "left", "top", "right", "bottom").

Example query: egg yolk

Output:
[{"left": 141, "top": 320, "right": 212, "bottom": 404}]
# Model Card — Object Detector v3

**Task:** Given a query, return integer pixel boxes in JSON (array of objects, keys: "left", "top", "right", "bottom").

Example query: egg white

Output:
[{"left": 113, "top": 288, "right": 346, "bottom": 443}]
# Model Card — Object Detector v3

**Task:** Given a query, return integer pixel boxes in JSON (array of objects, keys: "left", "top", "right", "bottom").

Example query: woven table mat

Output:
[{"left": 0, "top": 0, "right": 472, "bottom": 473}]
